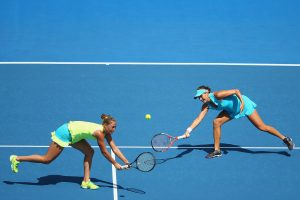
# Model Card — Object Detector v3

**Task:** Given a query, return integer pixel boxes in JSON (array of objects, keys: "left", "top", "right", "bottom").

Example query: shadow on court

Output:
[
  {"left": 179, "top": 143, "right": 290, "bottom": 156},
  {"left": 155, "top": 143, "right": 290, "bottom": 165},
  {"left": 3, "top": 175, "right": 145, "bottom": 194}
]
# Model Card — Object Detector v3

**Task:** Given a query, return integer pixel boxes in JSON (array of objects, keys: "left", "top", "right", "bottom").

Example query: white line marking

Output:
[
  {"left": 111, "top": 150, "right": 118, "bottom": 200},
  {"left": 0, "top": 145, "right": 52, "bottom": 148},
  {"left": 0, "top": 145, "right": 298, "bottom": 150},
  {"left": 116, "top": 146, "right": 300, "bottom": 150},
  {"left": 0, "top": 62, "right": 300, "bottom": 67}
]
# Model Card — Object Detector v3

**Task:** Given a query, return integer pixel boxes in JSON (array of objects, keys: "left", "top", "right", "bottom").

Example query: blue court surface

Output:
[{"left": 1, "top": 1, "right": 300, "bottom": 200}]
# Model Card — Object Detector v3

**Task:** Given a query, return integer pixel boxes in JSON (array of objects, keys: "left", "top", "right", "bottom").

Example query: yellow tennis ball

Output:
[{"left": 145, "top": 114, "right": 151, "bottom": 120}]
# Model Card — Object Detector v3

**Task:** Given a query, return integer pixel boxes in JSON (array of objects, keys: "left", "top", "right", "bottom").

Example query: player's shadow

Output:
[
  {"left": 3, "top": 175, "right": 145, "bottom": 194},
  {"left": 178, "top": 143, "right": 291, "bottom": 157},
  {"left": 155, "top": 143, "right": 290, "bottom": 165}
]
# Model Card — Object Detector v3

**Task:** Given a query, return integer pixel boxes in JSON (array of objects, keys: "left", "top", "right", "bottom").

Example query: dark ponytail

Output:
[{"left": 197, "top": 85, "right": 211, "bottom": 93}]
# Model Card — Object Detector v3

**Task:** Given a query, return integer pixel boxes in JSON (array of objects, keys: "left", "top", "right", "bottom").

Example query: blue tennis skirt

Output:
[{"left": 51, "top": 123, "right": 72, "bottom": 147}]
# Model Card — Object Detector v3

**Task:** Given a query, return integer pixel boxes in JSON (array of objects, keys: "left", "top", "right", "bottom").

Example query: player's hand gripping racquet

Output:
[
  {"left": 121, "top": 152, "right": 156, "bottom": 172},
  {"left": 151, "top": 133, "right": 185, "bottom": 152}
]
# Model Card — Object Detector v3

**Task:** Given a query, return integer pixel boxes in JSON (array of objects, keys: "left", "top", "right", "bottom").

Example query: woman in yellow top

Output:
[{"left": 9, "top": 114, "right": 129, "bottom": 190}]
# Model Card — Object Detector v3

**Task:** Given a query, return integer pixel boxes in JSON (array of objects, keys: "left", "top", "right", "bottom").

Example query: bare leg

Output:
[
  {"left": 213, "top": 111, "right": 232, "bottom": 150},
  {"left": 71, "top": 140, "right": 94, "bottom": 182},
  {"left": 16, "top": 142, "right": 63, "bottom": 164},
  {"left": 247, "top": 110, "right": 285, "bottom": 140}
]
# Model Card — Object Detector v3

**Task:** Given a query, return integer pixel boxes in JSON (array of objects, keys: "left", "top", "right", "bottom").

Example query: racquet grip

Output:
[
  {"left": 177, "top": 135, "right": 185, "bottom": 139},
  {"left": 121, "top": 164, "right": 130, "bottom": 169}
]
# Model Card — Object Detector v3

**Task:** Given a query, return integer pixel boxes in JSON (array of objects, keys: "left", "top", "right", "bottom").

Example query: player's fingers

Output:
[
  {"left": 121, "top": 164, "right": 131, "bottom": 170},
  {"left": 240, "top": 104, "right": 244, "bottom": 113},
  {"left": 115, "top": 163, "right": 123, "bottom": 170}
]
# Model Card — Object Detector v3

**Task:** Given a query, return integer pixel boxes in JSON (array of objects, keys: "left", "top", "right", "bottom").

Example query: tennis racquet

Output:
[
  {"left": 151, "top": 133, "right": 185, "bottom": 152},
  {"left": 121, "top": 152, "right": 156, "bottom": 172}
]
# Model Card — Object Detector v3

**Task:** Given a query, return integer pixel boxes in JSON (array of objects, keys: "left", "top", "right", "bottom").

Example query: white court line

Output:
[
  {"left": 0, "top": 62, "right": 300, "bottom": 67},
  {"left": 111, "top": 150, "right": 118, "bottom": 200},
  {"left": 0, "top": 145, "right": 299, "bottom": 149}
]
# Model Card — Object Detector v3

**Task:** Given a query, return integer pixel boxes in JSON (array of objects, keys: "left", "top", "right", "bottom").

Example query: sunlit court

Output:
[{"left": 1, "top": 1, "right": 300, "bottom": 200}]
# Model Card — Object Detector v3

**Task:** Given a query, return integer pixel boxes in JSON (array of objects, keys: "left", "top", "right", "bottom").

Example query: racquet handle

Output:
[
  {"left": 177, "top": 135, "right": 185, "bottom": 140},
  {"left": 121, "top": 164, "right": 130, "bottom": 169}
]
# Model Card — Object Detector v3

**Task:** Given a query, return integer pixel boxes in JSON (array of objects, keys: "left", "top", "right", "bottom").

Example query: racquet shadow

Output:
[
  {"left": 154, "top": 148, "right": 194, "bottom": 165},
  {"left": 3, "top": 175, "right": 145, "bottom": 194},
  {"left": 155, "top": 143, "right": 290, "bottom": 165}
]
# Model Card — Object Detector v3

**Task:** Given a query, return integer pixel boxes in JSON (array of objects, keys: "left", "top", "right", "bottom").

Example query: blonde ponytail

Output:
[{"left": 100, "top": 114, "right": 116, "bottom": 125}]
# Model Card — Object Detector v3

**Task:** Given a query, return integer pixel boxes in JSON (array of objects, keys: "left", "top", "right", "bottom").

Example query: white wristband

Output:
[{"left": 186, "top": 127, "right": 193, "bottom": 133}]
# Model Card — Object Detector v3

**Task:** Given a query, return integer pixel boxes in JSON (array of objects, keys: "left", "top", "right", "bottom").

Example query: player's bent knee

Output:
[
  {"left": 257, "top": 124, "right": 268, "bottom": 132},
  {"left": 213, "top": 119, "right": 223, "bottom": 127},
  {"left": 86, "top": 148, "right": 95, "bottom": 157},
  {"left": 42, "top": 157, "right": 54, "bottom": 164},
  {"left": 90, "top": 148, "right": 95, "bottom": 156}
]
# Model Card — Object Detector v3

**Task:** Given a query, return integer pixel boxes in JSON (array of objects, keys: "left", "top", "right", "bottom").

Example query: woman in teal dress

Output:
[{"left": 182, "top": 85, "right": 295, "bottom": 159}]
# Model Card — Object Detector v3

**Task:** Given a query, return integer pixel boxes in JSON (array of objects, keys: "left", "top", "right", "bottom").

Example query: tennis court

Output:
[{"left": 1, "top": 1, "right": 300, "bottom": 200}]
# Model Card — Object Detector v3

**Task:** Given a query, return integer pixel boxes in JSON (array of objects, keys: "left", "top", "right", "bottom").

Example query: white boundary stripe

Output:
[
  {"left": 111, "top": 150, "right": 118, "bottom": 200},
  {"left": 0, "top": 62, "right": 300, "bottom": 67},
  {"left": 0, "top": 145, "right": 299, "bottom": 150}
]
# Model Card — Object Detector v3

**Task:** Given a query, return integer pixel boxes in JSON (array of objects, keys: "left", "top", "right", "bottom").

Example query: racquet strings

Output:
[
  {"left": 151, "top": 134, "right": 170, "bottom": 152},
  {"left": 135, "top": 152, "right": 156, "bottom": 172}
]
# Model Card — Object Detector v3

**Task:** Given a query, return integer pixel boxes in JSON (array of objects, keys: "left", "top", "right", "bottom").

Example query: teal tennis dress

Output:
[{"left": 208, "top": 93, "right": 257, "bottom": 119}]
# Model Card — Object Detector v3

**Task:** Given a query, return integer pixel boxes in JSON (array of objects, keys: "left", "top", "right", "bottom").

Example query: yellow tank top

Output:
[{"left": 68, "top": 121, "right": 103, "bottom": 144}]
